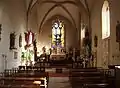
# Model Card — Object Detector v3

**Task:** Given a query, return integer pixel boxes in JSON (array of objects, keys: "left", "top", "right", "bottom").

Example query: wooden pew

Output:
[
  {"left": 13, "top": 72, "right": 48, "bottom": 77},
  {"left": 0, "top": 84, "right": 40, "bottom": 88},
  {"left": 69, "top": 68, "right": 111, "bottom": 88},
  {"left": 71, "top": 76, "right": 107, "bottom": 84},
  {"left": 1, "top": 66, "right": 48, "bottom": 88},
  {"left": 1, "top": 77, "right": 47, "bottom": 88},
  {"left": 70, "top": 71, "right": 103, "bottom": 77},
  {"left": 83, "top": 83, "right": 109, "bottom": 88},
  {"left": 70, "top": 68, "right": 98, "bottom": 73}
]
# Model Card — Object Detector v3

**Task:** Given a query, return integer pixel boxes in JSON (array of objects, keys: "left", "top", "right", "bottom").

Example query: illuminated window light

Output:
[
  {"left": 52, "top": 19, "right": 64, "bottom": 48},
  {"left": 102, "top": 0, "right": 110, "bottom": 39},
  {"left": 81, "top": 28, "right": 85, "bottom": 40}
]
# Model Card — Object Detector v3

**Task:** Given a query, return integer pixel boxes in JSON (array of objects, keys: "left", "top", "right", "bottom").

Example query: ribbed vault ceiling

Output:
[
  {"left": 26, "top": 0, "right": 96, "bottom": 33},
  {"left": 27, "top": 0, "right": 96, "bottom": 13}
]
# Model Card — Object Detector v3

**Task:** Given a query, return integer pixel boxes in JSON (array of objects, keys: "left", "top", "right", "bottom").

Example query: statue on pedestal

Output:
[
  {"left": 116, "top": 21, "right": 120, "bottom": 50},
  {"left": 33, "top": 39, "right": 37, "bottom": 62},
  {"left": 116, "top": 21, "right": 120, "bottom": 42}
]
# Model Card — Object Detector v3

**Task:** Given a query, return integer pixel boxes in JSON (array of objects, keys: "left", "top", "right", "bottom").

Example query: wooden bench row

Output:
[
  {"left": 83, "top": 83, "right": 109, "bottom": 88},
  {"left": 0, "top": 76, "right": 48, "bottom": 88},
  {"left": 0, "top": 67, "right": 49, "bottom": 88},
  {"left": 3, "top": 66, "right": 47, "bottom": 77},
  {"left": 69, "top": 68, "right": 113, "bottom": 88},
  {"left": 0, "top": 84, "right": 41, "bottom": 88}
]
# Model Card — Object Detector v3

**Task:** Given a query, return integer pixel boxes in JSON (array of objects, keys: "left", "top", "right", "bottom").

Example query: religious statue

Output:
[
  {"left": 83, "top": 27, "right": 91, "bottom": 58},
  {"left": 24, "top": 30, "right": 34, "bottom": 47},
  {"left": 33, "top": 39, "right": 37, "bottom": 61},
  {"left": 84, "top": 28, "right": 90, "bottom": 46},
  {"left": 94, "top": 35, "right": 98, "bottom": 47},
  {"left": 116, "top": 21, "right": 120, "bottom": 42},
  {"left": 19, "top": 34, "right": 22, "bottom": 47},
  {"left": 42, "top": 46, "right": 46, "bottom": 54},
  {"left": 49, "top": 48, "right": 52, "bottom": 55},
  {"left": 10, "top": 32, "right": 16, "bottom": 50}
]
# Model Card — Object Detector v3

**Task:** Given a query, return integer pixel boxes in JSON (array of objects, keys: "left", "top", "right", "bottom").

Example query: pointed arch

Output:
[
  {"left": 102, "top": 0, "right": 110, "bottom": 39},
  {"left": 51, "top": 19, "right": 65, "bottom": 48},
  {"left": 39, "top": 4, "right": 76, "bottom": 33}
]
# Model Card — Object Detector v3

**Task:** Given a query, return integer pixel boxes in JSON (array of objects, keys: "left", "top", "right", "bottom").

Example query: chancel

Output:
[
  {"left": 0, "top": 0, "right": 120, "bottom": 88},
  {"left": 50, "top": 19, "right": 66, "bottom": 61}
]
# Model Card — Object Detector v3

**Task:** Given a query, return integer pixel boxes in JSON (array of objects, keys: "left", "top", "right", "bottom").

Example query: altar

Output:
[
  {"left": 50, "top": 47, "right": 66, "bottom": 60},
  {"left": 50, "top": 53, "right": 66, "bottom": 60}
]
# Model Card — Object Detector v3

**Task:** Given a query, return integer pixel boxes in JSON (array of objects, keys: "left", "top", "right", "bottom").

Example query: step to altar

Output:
[{"left": 45, "top": 68, "right": 69, "bottom": 73}]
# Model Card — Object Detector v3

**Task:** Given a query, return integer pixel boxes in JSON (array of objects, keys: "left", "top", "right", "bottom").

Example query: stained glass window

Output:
[{"left": 52, "top": 19, "right": 64, "bottom": 48}]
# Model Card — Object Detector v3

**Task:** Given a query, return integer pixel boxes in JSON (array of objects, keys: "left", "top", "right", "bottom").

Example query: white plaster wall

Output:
[
  {"left": 28, "top": 5, "right": 38, "bottom": 33},
  {"left": 0, "top": 0, "right": 26, "bottom": 72},
  {"left": 28, "top": 5, "right": 39, "bottom": 47},
  {"left": 91, "top": 0, "right": 103, "bottom": 67},
  {"left": 91, "top": 0, "right": 120, "bottom": 68},
  {"left": 62, "top": 3, "right": 79, "bottom": 28},
  {"left": 37, "top": 3, "right": 55, "bottom": 28},
  {"left": 109, "top": 0, "right": 120, "bottom": 65}
]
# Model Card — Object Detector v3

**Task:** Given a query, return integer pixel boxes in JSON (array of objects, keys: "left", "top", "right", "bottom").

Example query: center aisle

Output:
[
  {"left": 48, "top": 77, "right": 72, "bottom": 88},
  {"left": 46, "top": 68, "right": 72, "bottom": 88}
]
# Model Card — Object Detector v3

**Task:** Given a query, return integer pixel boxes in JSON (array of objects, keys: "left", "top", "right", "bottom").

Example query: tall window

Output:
[
  {"left": 52, "top": 19, "right": 64, "bottom": 48},
  {"left": 81, "top": 27, "right": 85, "bottom": 40},
  {"left": 81, "top": 26, "right": 85, "bottom": 47},
  {"left": 102, "top": 0, "right": 110, "bottom": 39}
]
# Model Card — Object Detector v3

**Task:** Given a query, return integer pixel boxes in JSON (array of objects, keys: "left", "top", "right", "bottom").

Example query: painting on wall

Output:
[
  {"left": 0, "top": 24, "right": 2, "bottom": 41},
  {"left": 94, "top": 35, "right": 98, "bottom": 47},
  {"left": 19, "top": 34, "right": 22, "bottom": 47},
  {"left": 10, "top": 32, "right": 16, "bottom": 50},
  {"left": 14, "top": 51, "right": 18, "bottom": 59},
  {"left": 24, "top": 30, "right": 34, "bottom": 49},
  {"left": 116, "top": 21, "right": 120, "bottom": 42}
]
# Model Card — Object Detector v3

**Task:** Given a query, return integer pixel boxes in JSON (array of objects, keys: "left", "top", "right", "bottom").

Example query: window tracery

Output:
[{"left": 52, "top": 19, "right": 64, "bottom": 48}]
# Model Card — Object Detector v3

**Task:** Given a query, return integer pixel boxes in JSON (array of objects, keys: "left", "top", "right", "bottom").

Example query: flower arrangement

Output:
[{"left": 21, "top": 50, "right": 34, "bottom": 66}]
